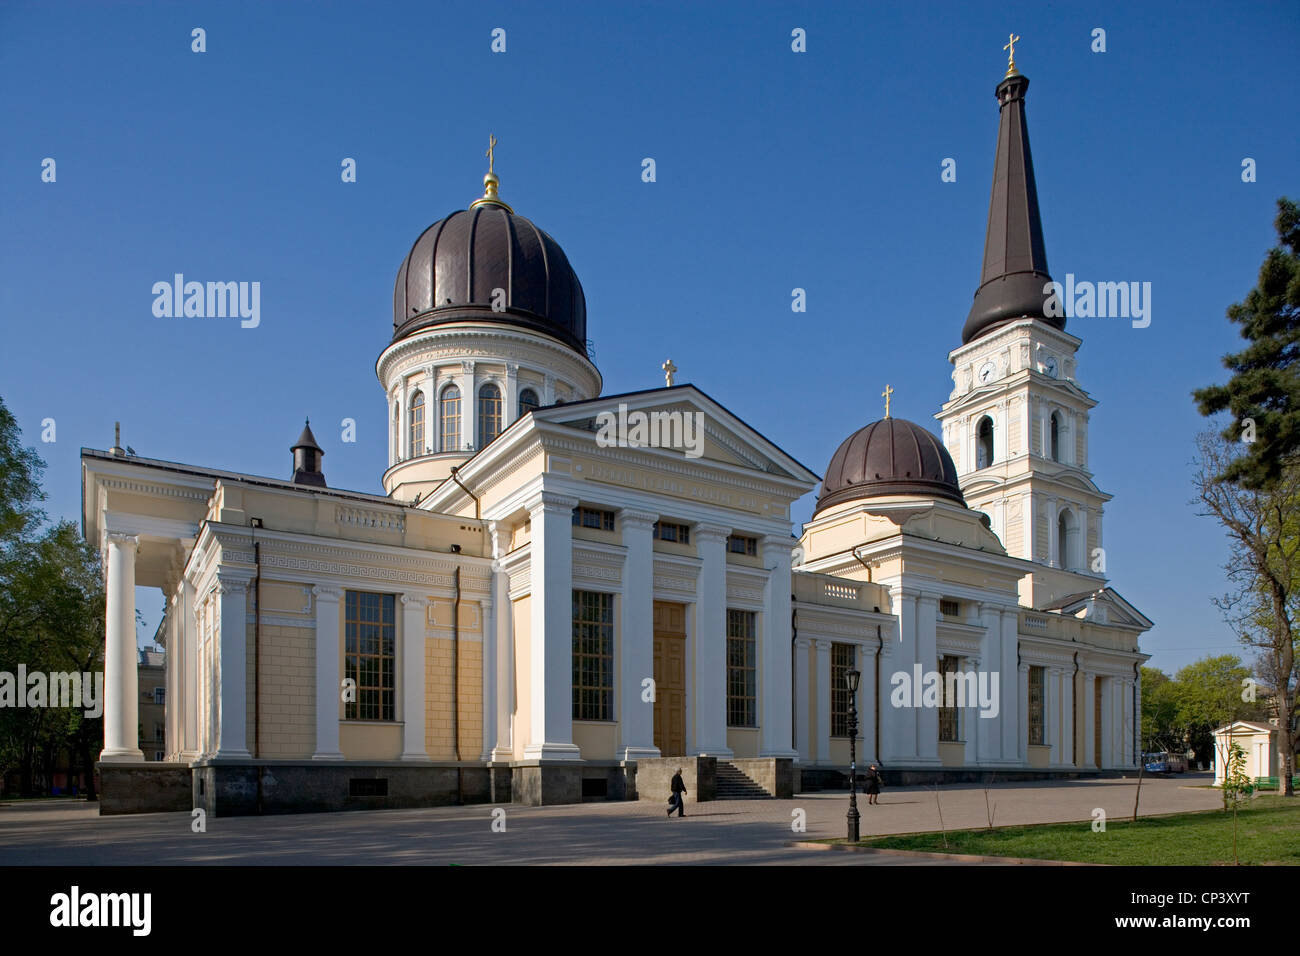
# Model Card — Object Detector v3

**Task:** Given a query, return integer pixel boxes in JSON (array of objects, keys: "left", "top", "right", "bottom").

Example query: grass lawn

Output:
[{"left": 843, "top": 797, "right": 1300, "bottom": 865}]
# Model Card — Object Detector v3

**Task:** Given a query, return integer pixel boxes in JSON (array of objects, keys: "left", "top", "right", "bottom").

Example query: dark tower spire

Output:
[
  {"left": 962, "top": 54, "right": 1062, "bottom": 345},
  {"left": 290, "top": 418, "right": 326, "bottom": 487}
]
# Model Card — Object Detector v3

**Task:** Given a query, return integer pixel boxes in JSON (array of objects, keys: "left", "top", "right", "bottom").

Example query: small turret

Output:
[{"left": 290, "top": 419, "right": 326, "bottom": 487}]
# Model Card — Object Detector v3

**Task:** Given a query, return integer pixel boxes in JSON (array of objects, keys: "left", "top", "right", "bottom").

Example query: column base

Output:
[
  {"left": 523, "top": 742, "right": 583, "bottom": 761},
  {"left": 99, "top": 748, "right": 145, "bottom": 763},
  {"left": 312, "top": 751, "right": 345, "bottom": 761},
  {"left": 619, "top": 745, "right": 661, "bottom": 761},
  {"left": 400, "top": 753, "right": 433, "bottom": 763}
]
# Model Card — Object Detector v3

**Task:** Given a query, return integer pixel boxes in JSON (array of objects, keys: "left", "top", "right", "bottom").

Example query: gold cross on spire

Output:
[
  {"left": 662, "top": 358, "right": 677, "bottom": 387},
  {"left": 486, "top": 133, "right": 497, "bottom": 175},
  {"left": 882, "top": 384, "right": 894, "bottom": 419},
  {"left": 1004, "top": 32, "right": 1020, "bottom": 77}
]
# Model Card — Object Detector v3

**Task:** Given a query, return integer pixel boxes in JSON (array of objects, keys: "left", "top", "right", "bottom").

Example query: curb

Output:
[{"left": 788, "top": 841, "right": 1102, "bottom": 865}]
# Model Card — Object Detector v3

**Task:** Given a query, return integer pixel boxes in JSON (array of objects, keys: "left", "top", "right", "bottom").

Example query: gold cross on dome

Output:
[
  {"left": 486, "top": 134, "right": 497, "bottom": 175},
  {"left": 663, "top": 358, "right": 677, "bottom": 387},
  {"left": 882, "top": 384, "right": 894, "bottom": 418},
  {"left": 1004, "top": 32, "right": 1020, "bottom": 76}
]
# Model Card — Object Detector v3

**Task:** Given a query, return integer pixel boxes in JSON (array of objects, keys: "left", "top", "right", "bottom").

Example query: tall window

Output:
[
  {"left": 938, "top": 655, "right": 960, "bottom": 742},
  {"left": 831, "top": 643, "right": 857, "bottom": 737},
  {"left": 439, "top": 384, "right": 461, "bottom": 452},
  {"left": 518, "top": 388, "right": 540, "bottom": 417},
  {"left": 344, "top": 591, "right": 395, "bottom": 721},
  {"left": 726, "top": 609, "right": 757, "bottom": 727},
  {"left": 976, "top": 416, "right": 994, "bottom": 469},
  {"left": 572, "top": 591, "right": 614, "bottom": 720},
  {"left": 477, "top": 383, "right": 502, "bottom": 448},
  {"left": 1049, "top": 411, "right": 1060, "bottom": 461},
  {"left": 408, "top": 391, "right": 425, "bottom": 457},
  {"left": 1028, "top": 665, "right": 1046, "bottom": 746},
  {"left": 1057, "top": 510, "right": 1072, "bottom": 569}
]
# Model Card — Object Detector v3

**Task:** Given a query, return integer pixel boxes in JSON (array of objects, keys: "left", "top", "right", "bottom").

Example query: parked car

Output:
[{"left": 1144, "top": 752, "right": 1189, "bottom": 774}]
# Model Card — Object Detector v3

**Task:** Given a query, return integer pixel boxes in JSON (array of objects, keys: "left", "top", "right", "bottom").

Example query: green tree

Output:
[
  {"left": 1170, "top": 654, "right": 1259, "bottom": 771},
  {"left": 1194, "top": 197, "right": 1300, "bottom": 490},
  {"left": 0, "top": 397, "right": 104, "bottom": 797}
]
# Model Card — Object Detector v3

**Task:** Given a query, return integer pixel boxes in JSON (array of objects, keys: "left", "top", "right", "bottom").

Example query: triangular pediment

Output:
[{"left": 1040, "top": 586, "right": 1153, "bottom": 630}]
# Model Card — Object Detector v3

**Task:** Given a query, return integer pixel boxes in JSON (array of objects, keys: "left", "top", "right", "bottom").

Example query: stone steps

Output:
[{"left": 714, "top": 761, "right": 772, "bottom": 800}]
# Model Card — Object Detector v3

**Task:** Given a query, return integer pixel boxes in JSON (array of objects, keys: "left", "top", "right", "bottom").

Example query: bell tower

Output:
[{"left": 936, "top": 51, "right": 1110, "bottom": 592}]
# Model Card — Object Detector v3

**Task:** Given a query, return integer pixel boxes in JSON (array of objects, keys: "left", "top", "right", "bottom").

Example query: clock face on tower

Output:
[
  {"left": 978, "top": 361, "right": 997, "bottom": 385},
  {"left": 1043, "top": 356, "right": 1058, "bottom": 379}
]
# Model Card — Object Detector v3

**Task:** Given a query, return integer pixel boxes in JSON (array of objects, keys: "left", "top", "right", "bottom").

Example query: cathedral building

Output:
[{"left": 84, "top": 59, "right": 1150, "bottom": 814}]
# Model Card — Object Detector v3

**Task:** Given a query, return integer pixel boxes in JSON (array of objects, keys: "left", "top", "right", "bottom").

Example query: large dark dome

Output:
[
  {"left": 816, "top": 418, "right": 965, "bottom": 514},
  {"left": 392, "top": 198, "right": 587, "bottom": 354}
]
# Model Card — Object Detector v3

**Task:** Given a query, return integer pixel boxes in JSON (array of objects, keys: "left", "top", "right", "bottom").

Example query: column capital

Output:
[
  {"left": 759, "top": 534, "right": 794, "bottom": 555},
  {"left": 526, "top": 490, "right": 580, "bottom": 515},
  {"left": 312, "top": 584, "right": 343, "bottom": 601},
  {"left": 1018, "top": 662, "right": 1031, "bottom": 674},
  {"left": 461, "top": 359, "right": 476, "bottom": 374},
  {"left": 918, "top": 591, "right": 942, "bottom": 607},
  {"left": 694, "top": 522, "right": 732, "bottom": 541},
  {"left": 105, "top": 531, "right": 139, "bottom": 550},
  {"left": 813, "top": 639, "right": 832, "bottom": 651},
  {"left": 794, "top": 636, "right": 812, "bottom": 650},
  {"left": 619, "top": 508, "right": 658, "bottom": 530},
  {"left": 214, "top": 573, "right": 252, "bottom": 596},
  {"left": 400, "top": 594, "right": 430, "bottom": 609}
]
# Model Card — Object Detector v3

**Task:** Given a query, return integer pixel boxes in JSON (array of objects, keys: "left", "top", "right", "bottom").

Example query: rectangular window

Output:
[
  {"left": 727, "top": 534, "right": 758, "bottom": 556},
  {"left": 938, "top": 655, "right": 960, "bottom": 742},
  {"left": 653, "top": 520, "right": 691, "bottom": 544},
  {"left": 572, "top": 590, "right": 614, "bottom": 721},
  {"left": 1029, "top": 665, "right": 1046, "bottom": 746},
  {"left": 344, "top": 591, "right": 396, "bottom": 721},
  {"left": 726, "top": 609, "right": 757, "bottom": 727},
  {"left": 831, "top": 643, "right": 857, "bottom": 737},
  {"left": 939, "top": 598, "right": 961, "bottom": 618},
  {"left": 154, "top": 687, "right": 166, "bottom": 705},
  {"left": 571, "top": 506, "right": 615, "bottom": 531}
]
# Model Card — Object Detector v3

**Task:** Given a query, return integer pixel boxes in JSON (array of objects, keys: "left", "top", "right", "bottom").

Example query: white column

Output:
[
  {"left": 1062, "top": 666, "right": 1076, "bottom": 767},
  {"left": 693, "top": 523, "right": 731, "bottom": 757},
  {"left": 459, "top": 360, "right": 475, "bottom": 451},
  {"left": 542, "top": 373, "right": 556, "bottom": 407},
  {"left": 814, "top": 640, "right": 832, "bottom": 765},
  {"left": 916, "top": 593, "right": 940, "bottom": 763},
  {"left": 890, "top": 588, "right": 919, "bottom": 760},
  {"left": 505, "top": 363, "right": 520, "bottom": 426},
  {"left": 760, "top": 536, "right": 796, "bottom": 758},
  {"left": 1046, "top": 495, "right": 1059, "bottom": 566},
  {"left": 488, "top": 523, "right": 514, "bottom": 761},
  {"left": 101, "top": 532, "right": 142, "bottom": 761},
  {"left": 214, "top": 573, "right": 252, "bottom": 760},
  {"left": 423, "top": 366, "right": 435, "bottom": 454},
  {"left": 1000, "top": 608, "right": 1019, "bottom": 762},
  {"left": 1023, "top": 395, "right": 1034, "bottom": 459},
  {"left": 793, "top": 636, "right": 812, "bottom": 761},
  {"left": 182, "top": 578, "right": 198, "bottom": 758},
  {"left": 618, "top": 509, "right": 658, "bottom": 760},
  {"left": 1099, "top": 675, "right": 1113, "bottom": 768},
  {"left": 1023, "top": 492, "right": 1036, "bottom": 563},
  {"left": 1082, "top": 671, "right": 1097, "bottom": 767},
  {"left": 1047, "top": 667, "right": 1060, "bottom": 765},
  {"left": 165, "top": 591, "right": 178, "bottom": 759},
  {"left": 312, "top": 586, "right": 343, "bottom": 759},
  {"left": 976, "top": 604, "right": 1000, "bottom": 762},
  {"left": 1077, "top": 505, "right": 1089, "bottom": 571},
  {"left": 861, "top": 632, "right": 879, "bottom": 763},
  {"left": 1017, "top": 662, "right": 1030, "bottom": 764},
  {"left": 963, "top": 656, "right": 981, "bottom": 766},
  {"left": 524, "top": 490, "right": 582, "bottom": 760},
  {"left": 400, "top": 595, "right": 430, "bottom": 761}
]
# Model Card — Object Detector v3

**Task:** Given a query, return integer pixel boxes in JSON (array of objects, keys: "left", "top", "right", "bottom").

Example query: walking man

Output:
[{"left": 668, "top": 767, "right": 687, "bottom": 817}]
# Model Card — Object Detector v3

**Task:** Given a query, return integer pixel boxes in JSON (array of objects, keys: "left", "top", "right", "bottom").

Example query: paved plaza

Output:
[{"left": 0, "top": 774, "right": 1223, "bottom": 866}]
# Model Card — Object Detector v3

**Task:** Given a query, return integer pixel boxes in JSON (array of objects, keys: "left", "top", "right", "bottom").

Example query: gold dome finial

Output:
[
  {"left": 882, "top": 383, "right": 894, "bottom": 419},
  {"left": 1003, "top": 32, "right": 1021, "bottom": 77},
  {"left": 471, "top": 133, "right": 514, "bottom": 212}
]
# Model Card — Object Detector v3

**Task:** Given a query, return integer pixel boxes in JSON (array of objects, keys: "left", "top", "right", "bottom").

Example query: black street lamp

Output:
[{"left": 846, "top": 668, "right": 861, "bottom": 843}]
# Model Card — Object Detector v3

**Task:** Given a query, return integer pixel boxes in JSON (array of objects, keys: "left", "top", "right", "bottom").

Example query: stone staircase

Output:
[{"left": 714, "top": 761, "right": 772, "bottom": 800}]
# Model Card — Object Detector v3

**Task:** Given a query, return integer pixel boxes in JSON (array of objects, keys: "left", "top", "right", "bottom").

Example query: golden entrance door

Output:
[{"left": 653, "top": 601, "right": 687, "bottom": 756}]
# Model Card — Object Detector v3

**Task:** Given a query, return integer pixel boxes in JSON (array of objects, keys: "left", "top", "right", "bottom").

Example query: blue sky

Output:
[{"left": 2, "top": 1, "right": 1297, "bottom": 672}]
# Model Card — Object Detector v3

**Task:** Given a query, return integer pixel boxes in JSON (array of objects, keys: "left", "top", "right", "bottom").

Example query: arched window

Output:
[
  {"left": 1049, "top": 412, "right": 1060, "bottom": 462},
  {"left": 976, "top": 416, "right": 994, "bottom": 469},
  {"left": 518, "top": 388, "right": 540, "bottom": 418},
  {"left": 1057, "top": 509, "right": 1078, "bottom": 569},
  {"left": 440, "top": 385, "right": 461, "bottom": 453},
  {"left": 408, "top": 391, "right": 425, "bottom": 457},
  {"left": 477, "top": 383, "right": 502, "bottom": 448}
]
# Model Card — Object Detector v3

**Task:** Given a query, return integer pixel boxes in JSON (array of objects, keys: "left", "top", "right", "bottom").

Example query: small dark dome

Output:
[
  {"left": 816, "top": 418, "right": 964, "bottom": 514},
  {"left": 392, "top": 203, "right": 587, "bottom": 354}
]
